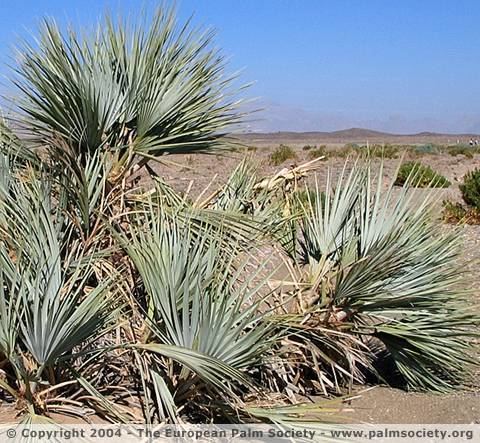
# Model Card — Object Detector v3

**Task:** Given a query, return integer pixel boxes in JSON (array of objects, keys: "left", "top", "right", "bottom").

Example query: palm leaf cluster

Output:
[
  {"left": 12, "top": 5, "right": 244, "bottom": 184},
  {"left": 0, "top": 155, "right": 117, "bottom": 419},
  {"left": 272, "top": 162, "right": 478, "bottom": 393},
  {"left": 0, "top": 4, "right": 477, "bottom": 426}
]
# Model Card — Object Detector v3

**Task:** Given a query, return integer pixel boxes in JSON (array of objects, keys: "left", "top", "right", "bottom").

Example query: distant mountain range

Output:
[{"left": 239, "top": 128, "right": 480, "bottom": 145}]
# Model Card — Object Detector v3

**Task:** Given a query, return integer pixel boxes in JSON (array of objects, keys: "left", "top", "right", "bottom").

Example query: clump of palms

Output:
[
  {"left": 113, "top": 205, "right": 278, "bottom": 422},
  {"left": 272, "top": 162, "right": 475, "bottom": 393},
  {"left": 0, "top": 155, "right": 120, "bottom": 421},
  {"left": 0, "top": 2, "right": 477, "bottom": 426}
]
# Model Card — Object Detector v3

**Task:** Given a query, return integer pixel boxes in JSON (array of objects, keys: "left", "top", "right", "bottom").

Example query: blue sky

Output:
[{"left": 1, "top": 0, "right": 480, "bottom": 133}]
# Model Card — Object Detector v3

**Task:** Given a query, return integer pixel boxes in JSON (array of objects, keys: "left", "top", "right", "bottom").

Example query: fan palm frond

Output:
[
  {"left": 12, "top": 5, "right": 247, "bottom": 182},
  {"left": 285, "top": 158, "right": 479, "bottom": 392},
  {"left": 115, "top": 205, "right": 278, "bottom": 421},
  {"left": 0, "top": 156, "right": 118, "bottom": 417}
]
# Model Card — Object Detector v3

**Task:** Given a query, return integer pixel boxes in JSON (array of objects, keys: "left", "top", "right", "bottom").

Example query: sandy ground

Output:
[
  {"left": 345, "top": 387, "right": 480, "bottom": 424},
  {"left": 145, "top": 142, "right": 480, "bottom": 200}
]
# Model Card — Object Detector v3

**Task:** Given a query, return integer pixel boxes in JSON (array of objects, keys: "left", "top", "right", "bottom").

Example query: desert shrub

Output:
[
  {"left": 332, "top": 145, "right": 354, "bottom": 158},
  {"left": 345, "top": 143, "right": 360, "bottom": 149},
  {"left": 303, "top": 144, "right": 314, "bottom": 151},
  {"left": 411, "top": 143, "right": 441, "bottom": 155},
  {"left": 460, "top": 168, "right": 480, "bottom": 208},
  {"left": 331, "top": 144, "right": 399, "bottom": 159},
  {"left": 346, "top": 143, "right": 400, "bottom": 159},
  {"left": 307, "top": 145, "right": 328, "bottom": 160},
  {"left": 395, "top": 161, "right": 450, "bottom": 188},
  {"left": 371, "top": 143, "right": 399, "bottom": 158},
  {"left": 269, "top": 144, "right": 297, "bottom": 165},
  {"left": 331, "top": 143, "right": 398, "bottom": 158},
  {"left": 442, "top": 200, "right": 480, "bottom": 224},
  {"left": 444, "top": 145, "right": 477, "bottom": 158},
  {"left": 450, "top": 168, "right": 480, "bottom": 225}
]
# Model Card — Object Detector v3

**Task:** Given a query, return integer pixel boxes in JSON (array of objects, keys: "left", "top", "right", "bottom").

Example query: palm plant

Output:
[
  {"left": 137, "top": 158, "right": 294, "bottom": 254},
  {"left": 113, "top": 202, "right": 281, "bottom": 422},
  {"left": 0, "top": 156, "right": 118, "bottom": 420},
  {"left": 2, "top": 4, "right": 250, "bottom": 288},
  {"left": 11, "top": 5, "right": 246, "bottom": 184},
  {"left": 274, "top": 161, "right": 478, "bottom": 393}
]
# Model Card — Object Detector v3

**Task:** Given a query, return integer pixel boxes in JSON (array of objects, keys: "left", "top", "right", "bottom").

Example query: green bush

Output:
[
  {"left": 269, "top": 144, "right": 297, "bottom": 165},
  {"left": 345, "top": 143, "right": 360, "bottom": 149},
  {"left": 414, "top": 144, "right": 442, "bottom": 155},
  {"left": 460, "top": 168, "right": 480, "bottom": 208},
  {"left": 330, "top": 143, "right": 399, "bottom": 159},
  {"left": 395, "top": 161, "right": 451, "bottom": 188},
  {"left": 445, "top": 145, "right": 476, "bottom": 159},
  {"left": 442, "top": 200, "right": 480, "bottom": 224},
  {"left": 332, "top": 145, "right": 354, "bottom": 158},
  {"left": 374, "top": 144, "right": 399, "bottom": 159},
  {"left": 307, "top": 145, "right": 328, "bottom": 160}
]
